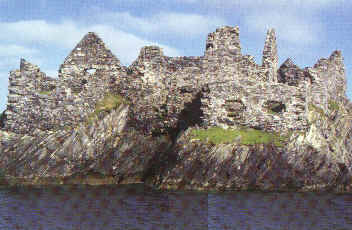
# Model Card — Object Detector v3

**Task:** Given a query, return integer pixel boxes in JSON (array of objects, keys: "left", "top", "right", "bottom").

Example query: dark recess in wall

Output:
[
  {"left": 167, "top": 91, "right": 204, "bottom": 146},
  {"left": 0, "top": 110, "right": 6, "bottom": 128}
]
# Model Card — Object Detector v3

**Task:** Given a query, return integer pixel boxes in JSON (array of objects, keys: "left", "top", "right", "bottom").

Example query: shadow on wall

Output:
[
  {"left": 166, "top": 91, "right": 204, "bottom": 145},
  {"left": 0, "top": 110, "right": 6, "bottom": 128}
]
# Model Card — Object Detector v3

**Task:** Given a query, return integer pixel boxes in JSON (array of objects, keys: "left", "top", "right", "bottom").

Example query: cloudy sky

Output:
[{"left": 0, "top": 0, "right": 351, "bottom": 112}]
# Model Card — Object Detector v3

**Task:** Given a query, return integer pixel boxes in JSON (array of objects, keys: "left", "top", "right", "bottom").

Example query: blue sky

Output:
[{"left": 0, "top": 0, "right": 352, "bottom": 112}]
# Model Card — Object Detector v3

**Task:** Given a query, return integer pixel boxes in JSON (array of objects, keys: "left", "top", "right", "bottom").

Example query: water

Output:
[{"left": 0, "top": 184, "right": 351, "bottom": 230}]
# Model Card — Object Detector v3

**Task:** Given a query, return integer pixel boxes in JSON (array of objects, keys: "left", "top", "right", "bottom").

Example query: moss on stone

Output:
[
  {"left": 308, "top": 103, "right": 325, "bottom": 117},
  {"left": 190, "top": 126, "right": 290, "bottom": 147},
  {"left": 39, "top": 90, "right": 52, "bottom": 95},
  {"left": 328, "top": 100, "right": 339, "bottom": 111},
  {"left": 86, "top": 93, "right": 129, "bottom": 124}
]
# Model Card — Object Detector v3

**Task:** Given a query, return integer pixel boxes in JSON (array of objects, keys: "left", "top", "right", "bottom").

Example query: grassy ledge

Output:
[
  {"left": 86, "top": 93, "right": 129, "bottom": 124},
  {"left": 190, "top": 126, "right": 290, "bottom": 147},
  {"left": 39, "top": 90, "right": 52, "bottom": 95}
]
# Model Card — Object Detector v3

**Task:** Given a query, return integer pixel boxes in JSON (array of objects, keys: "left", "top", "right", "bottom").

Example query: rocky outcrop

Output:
[
  {"left": 1, "top": 98, "right": 352, "bottom": 193},
  {"left": 0, "top": 104, "right": 173, "bottom": 185},
  {"left": 0, "top": 25, "right": 352, "bottom": 193}
]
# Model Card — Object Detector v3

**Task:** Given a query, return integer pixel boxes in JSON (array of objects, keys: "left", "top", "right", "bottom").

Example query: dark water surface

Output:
[{"left": 0, "top": 184, "right": 351, "bottom": 230}]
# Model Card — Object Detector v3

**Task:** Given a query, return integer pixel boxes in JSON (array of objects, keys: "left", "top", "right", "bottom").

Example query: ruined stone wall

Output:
[
  {"left": 4, "top": 60, "right": 113, "bottom": 134},
  {"left": 310, "top": 51, "right": 346, "bottom": 110},
  {"left": 59, "top": 32, "right": 122, "bottom": 96},
  {"left": 2, "top": 25, "right": 347, "bottom": 136},
  {"left": 4, "top": 60, "right": 59, "bottom": 133},
  {"left": 205, "top": 26, "right": 241, "bottom": 58},
  {"left": 276, "top": 50, "right": 347, "bottom": 113},
  {"left": 201, "top": 80, "right": 308, "bottom": 133},
  {"left": 4, "top": 33, "right": 126, "bottom": 134},
  {"left": 114, "top": 46, "right": 205, "bottom": 134}
]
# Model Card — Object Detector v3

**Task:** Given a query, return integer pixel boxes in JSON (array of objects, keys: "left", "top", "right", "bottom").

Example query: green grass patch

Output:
[
  {"left": 328, "top": 100, "right": 339, "bottom": 111},
  {"left": 308, "top": 103, "right": 325, "bottom": 117},
  {"left": 190, "top": 126, "right": 290, "bottom": 147},
  {"left": 267, "top": 109, "right": 278, "bottom": 115},
  {"left": 86, "top": 93, "right": 129, "bottom": 124},
  {"left": 39, "top": 90, "right": 52, "bottom": 95}
]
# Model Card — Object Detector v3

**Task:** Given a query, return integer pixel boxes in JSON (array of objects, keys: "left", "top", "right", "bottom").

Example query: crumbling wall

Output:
[
  {"left": 2, "top": 25, "right": 347, "bottom": 137},
  {"left": 309, "top": 51, "right": 346, "bottom": 110},
  {"left": 59, "top": 32, "right": 122, "bottom": 96},
  {"left": 115, "top": 45, "right": 205, "bottom": 135},
  {"left": 4, "top": 32, "right": 126, "bottom": 134},
  {"left": 201, "top": 80, "right": 308, "bottom": 133},
  {"left": 205, "top": 26, "right": 241, "bottom": 58},
  {"left": 4, "top": 59, "right": 58, "bottom": 133}
]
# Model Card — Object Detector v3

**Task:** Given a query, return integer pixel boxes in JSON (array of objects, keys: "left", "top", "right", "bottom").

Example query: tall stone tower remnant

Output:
[{"left": 262, "top": 28, "right": 278, "bottom": 82}]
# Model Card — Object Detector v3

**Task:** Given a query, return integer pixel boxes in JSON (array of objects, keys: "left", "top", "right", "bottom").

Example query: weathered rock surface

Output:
[
  {"left": 1, "top": 99, "right": 352, "bottom": 193},
  {"left": 0, "top": 25, "right": 352, "bottom": 193}
]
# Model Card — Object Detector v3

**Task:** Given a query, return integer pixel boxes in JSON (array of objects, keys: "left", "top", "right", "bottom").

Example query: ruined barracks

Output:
[{"left": 2, "top": 26, "right": 347, "bottom": 136}]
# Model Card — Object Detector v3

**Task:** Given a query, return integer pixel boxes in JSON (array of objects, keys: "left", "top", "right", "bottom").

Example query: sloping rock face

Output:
[
  {"left": 0, "top": 25, "right": 352, "bottom": 193},
  {"left": 0, "top": 104, "right": 173, "bottom": 185},
  {"left": 150, "top": 100, "right": 352, "bottom": 192},
  {"left": 1, "top": 99, "right": 352, "bottom": 193}
]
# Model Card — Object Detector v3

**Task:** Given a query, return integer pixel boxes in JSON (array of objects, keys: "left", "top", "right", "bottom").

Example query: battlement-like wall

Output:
[{"left": 2, "top": 26, "right": 348, "bottom": 136}]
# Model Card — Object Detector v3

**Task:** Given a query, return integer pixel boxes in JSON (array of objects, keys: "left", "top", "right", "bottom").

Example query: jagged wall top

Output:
[
  {"left": 204, "top": 26, "right": 241, "bottom": 57},
  {"left": 2, "top": 25, "right": 348, "bottom": 136}
]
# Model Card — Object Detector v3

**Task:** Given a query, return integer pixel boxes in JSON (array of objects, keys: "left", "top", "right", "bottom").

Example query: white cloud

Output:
[
  {"left": 0, "top": 20, "right": 83, "bottom": 48},
  {"left": 87, "top": 24, "right": 182, "bottom": 64},
  {"left": 244, "top": 10, "right": 323, "bottom": 45},
  {"left": 196, "top": 0, "right": 345, "bottom": 9},
  {"left": 0, "top": 20, "right": 182, "bottom": 66},
  {"left": 0, "top": 45, "right": 38, "bottom": 57},
  {"left": 100, "top": 11, "right": 226, "bottom": 37}
]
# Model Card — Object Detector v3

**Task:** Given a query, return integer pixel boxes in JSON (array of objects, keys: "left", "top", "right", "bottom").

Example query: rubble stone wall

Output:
[
  {"left": 2, "top": 26, "right": 348, "bottom": 136},
  {"left": 201, "top": 80, "right": 308, "bottom": 133},
  {"left": 4, "top": 33, "right": 125, "bottom": 134}
]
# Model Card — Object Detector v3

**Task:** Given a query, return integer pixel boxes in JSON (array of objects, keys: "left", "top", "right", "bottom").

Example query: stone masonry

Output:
[
  {"left": 4, "top": 33, "right": 124, "bottom": 134},
  {"left": 2, "top": 26, "right": 348, "bottom": 136},
  {"left": 262, "top": 29, "right": 279, "bottom": 82}
]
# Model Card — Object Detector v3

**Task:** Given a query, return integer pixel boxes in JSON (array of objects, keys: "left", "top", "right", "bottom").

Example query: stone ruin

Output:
[{"left": 1, "top": 26, "right": 348, "bottom": 137}]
